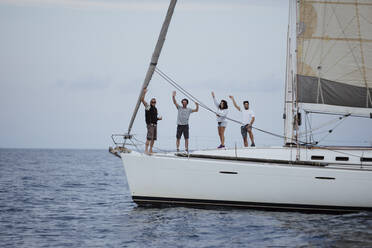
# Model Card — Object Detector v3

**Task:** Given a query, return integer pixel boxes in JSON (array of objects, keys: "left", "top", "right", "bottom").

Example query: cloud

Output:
[{"left": 0, "top": 0, "right": 285, "bottom": 12}]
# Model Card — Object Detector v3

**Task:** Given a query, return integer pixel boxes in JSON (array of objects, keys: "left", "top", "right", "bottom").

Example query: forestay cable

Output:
[
  {"left": 153, "top": 67, "right": 363, "bottom": 158},
  {"left": 155, "top": 67, "right": 307, "bottom": 144}
]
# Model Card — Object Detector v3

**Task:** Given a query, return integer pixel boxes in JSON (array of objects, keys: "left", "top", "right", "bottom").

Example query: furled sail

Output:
[{"left": 296, "top": 0, "right": 372, "bottom": 117}]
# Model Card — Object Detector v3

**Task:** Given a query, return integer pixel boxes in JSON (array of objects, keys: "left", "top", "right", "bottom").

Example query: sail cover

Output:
[{"left": 296, "top": 0, "right": 372, "bottom": 117}]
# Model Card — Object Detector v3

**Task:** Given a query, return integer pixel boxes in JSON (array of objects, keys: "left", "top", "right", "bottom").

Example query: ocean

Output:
[{"left": 1, "top": 148, "right": 372, "bottom": 247}]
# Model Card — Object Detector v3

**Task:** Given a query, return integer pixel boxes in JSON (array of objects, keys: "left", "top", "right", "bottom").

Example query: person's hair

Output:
[
  {"left": 181, "top": 98, "right": 189, "bottom": 104},
  {"left": 243, "top": 100, "right": 249, "bottom": 105},
  {"left": 219, "top": 100, "right": 228, "bottom": 110}
]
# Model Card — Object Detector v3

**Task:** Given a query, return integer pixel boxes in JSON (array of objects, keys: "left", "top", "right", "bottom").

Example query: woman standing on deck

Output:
[{"left": 211, "top": 91, "right": 228, "bottom": 149}]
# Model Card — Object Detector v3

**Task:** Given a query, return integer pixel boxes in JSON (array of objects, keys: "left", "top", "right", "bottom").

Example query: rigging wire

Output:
[
  {"left": 155, "top": 67, "right": 307, "bottom": 144},
  {"left": 155, "top": 68, "right": 215, "bottom": 113},
  {"left": 153, "top": 67, "right": 365, "bottom": 158},
  {"left": 298, "top": 113, "right": 350, "bottom": 137},
  {"left": 317, "top": 114, "right": 349, "bottom": 144}
]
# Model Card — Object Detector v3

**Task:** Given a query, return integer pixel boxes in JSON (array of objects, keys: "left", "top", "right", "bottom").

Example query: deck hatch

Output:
[
  {"left": 219, "top": 171, "right": 238, "bottom": 175},
  {"left": 315, "top": 177, "right": 335, "bottom": 180},
  {"left": 311, "top": 155, "right": 325, "bottom": 160},
  {"left": 335, "top": 156, "right": 349, "bottom": 161},
  {"left": 361, "top": 157, "right": 372, "bottom": 162}
]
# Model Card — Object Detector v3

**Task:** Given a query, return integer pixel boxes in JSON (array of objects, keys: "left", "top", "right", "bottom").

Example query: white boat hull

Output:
[{"left": 120, "top": 148, "right": 372, "bottom": 212}]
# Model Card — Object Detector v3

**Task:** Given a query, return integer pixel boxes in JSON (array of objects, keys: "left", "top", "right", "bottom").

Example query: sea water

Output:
[{"left": 1, "top": 148, "right": 372, "bottom": 248}]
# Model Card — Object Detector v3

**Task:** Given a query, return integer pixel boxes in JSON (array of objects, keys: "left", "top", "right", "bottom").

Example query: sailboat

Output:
[{"left": 110, "top": 0, "right": 372, "bottom": 212}]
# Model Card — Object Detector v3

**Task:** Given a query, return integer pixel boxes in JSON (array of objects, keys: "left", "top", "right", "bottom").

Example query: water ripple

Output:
[{"left": 1, "top": 148, "right": 372, "bottom": 247}]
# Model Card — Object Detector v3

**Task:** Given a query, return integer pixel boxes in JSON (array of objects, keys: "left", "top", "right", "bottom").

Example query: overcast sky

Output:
[{"left": 0, "top": 0, "right": 371, "bottom": 150}]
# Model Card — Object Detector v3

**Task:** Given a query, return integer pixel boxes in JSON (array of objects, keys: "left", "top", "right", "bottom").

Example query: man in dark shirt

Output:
[{"left": 141, "top": 88, "right": 162, "bottom": 154}]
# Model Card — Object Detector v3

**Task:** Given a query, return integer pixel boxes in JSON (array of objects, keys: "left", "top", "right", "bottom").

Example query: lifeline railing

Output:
[{"left": 109, "top": 134, "right": 138, "bottom": 158}]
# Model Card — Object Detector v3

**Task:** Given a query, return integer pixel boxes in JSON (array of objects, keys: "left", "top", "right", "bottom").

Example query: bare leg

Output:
[
  {"left": 248, "top": 131, "right": 255, "bottom": 145},
  {"left": 149, "top": 140, "right": 155, "bottom": 153},
  {"left": 243, "top": 137, "right": 248, "bottom": 147},
  {"left": 221, "top": 127, "right": 226, "bottom": 146},
  {"left": 185, "top": 139, "right": 189, "bottom": 152},
  {"left": 176, "top": 138, "right": 180, "bottom": 151},
  {"left": 145, "top": 140, "right": 150, "bottom": 154},
  {"left": 218, "top": 127, "right": 223, "bottom": 145}
]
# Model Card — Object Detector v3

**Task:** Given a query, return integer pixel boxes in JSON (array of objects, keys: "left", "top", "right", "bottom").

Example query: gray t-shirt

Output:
[{"left": 177, "top": 106, "right": 193, "bottom": 125}]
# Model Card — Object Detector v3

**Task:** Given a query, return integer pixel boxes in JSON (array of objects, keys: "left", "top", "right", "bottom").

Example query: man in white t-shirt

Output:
[{"left": 229, "top": 95, "right": 255, "bottom": 147}]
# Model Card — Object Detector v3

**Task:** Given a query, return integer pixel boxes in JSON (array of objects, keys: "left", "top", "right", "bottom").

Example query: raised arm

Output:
[
  {"left": 172, "top": 91, "right": 179, "bottom": 109},
  {"left": 229, "top": 95, "right": 241, "bottom": 111},
  {"left": 250, "top": 116, "right": 255, "bottom": 126},
  {"left": 141, "top": 88, "right": 148, "bottom": 107},
  {"left": 192, "top": 102, "right": 199, "bottom": 113},
  {"left": 211, "top": 91, "right": 219, "bottom": 108}
]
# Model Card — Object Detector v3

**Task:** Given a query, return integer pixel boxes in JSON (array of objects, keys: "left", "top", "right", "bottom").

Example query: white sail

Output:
[{"left": 296, "top": 0, "right": 372, "bottom": 117}]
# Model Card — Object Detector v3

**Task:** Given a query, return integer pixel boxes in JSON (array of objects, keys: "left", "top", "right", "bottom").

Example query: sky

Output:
[{"left": 0, "top": 0, "right": 371, "bottom": 150}]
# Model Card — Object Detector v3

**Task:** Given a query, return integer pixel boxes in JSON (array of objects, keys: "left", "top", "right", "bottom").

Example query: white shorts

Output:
[{"left": 217, "top": 121, "right": 227, "bottom": 127}]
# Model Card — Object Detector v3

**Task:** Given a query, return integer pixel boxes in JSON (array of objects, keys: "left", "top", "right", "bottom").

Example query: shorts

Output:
[
  {"left": 176, "top": 125, "right": 189, "bottom": 139},
  {"left": 241, "top": 125, "right": 252, "bottom": 139},
  {"left": 146, "top": 124, "right": 157, "bottom": 141},
  {"left": 218, "top": 121, "right": 227, "bottom": 127}
]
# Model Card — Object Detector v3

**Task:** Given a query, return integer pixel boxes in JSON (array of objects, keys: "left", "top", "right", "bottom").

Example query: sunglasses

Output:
[{"left": 151, "top": 101, "right": 156, "bottom": 104}]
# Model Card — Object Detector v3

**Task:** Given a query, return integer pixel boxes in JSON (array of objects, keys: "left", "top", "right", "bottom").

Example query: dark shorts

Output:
[
  {"left": 147, "top": 124, "right": 157, "bottom": 141},
  {"left": 176, "top": 125, "right": 189, "bottom": 139},
  {"left": 241, "top": 125, "right": 252, "bottom": 139}
]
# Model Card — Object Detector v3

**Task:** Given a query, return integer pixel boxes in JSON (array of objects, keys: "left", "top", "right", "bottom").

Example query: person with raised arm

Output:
[
  {"left": 172, "top": 91, "right": 199, "bottom": 152},
  {"left": 229, "top": 95, "right": 255, "bottom": 147},
  {"left": 141, "top": 88, "right": 162, "bottom": 154},
  {"left": 211, "top": 91, "right": 228, "bottom": 149}
]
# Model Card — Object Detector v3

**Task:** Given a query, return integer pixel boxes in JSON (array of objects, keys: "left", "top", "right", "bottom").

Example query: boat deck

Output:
[{"left": 147, "top": 146, "right": 372, "bottom": 171}]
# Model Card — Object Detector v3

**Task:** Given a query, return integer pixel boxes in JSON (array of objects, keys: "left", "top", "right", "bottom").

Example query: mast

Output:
[
  {"left": 294, "top": 0, "right": 300, "bottom": 160},
  {"left": 284, "top": 0, "right": 296, "bottom": 145},
  {"left": 126, "top": 0, "right": 177, "bottom": 136}
]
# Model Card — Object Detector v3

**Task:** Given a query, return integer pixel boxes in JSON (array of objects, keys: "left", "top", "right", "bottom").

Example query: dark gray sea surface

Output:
[{"left": 1, "top": 149, "right": 372, "bottom": 248}]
